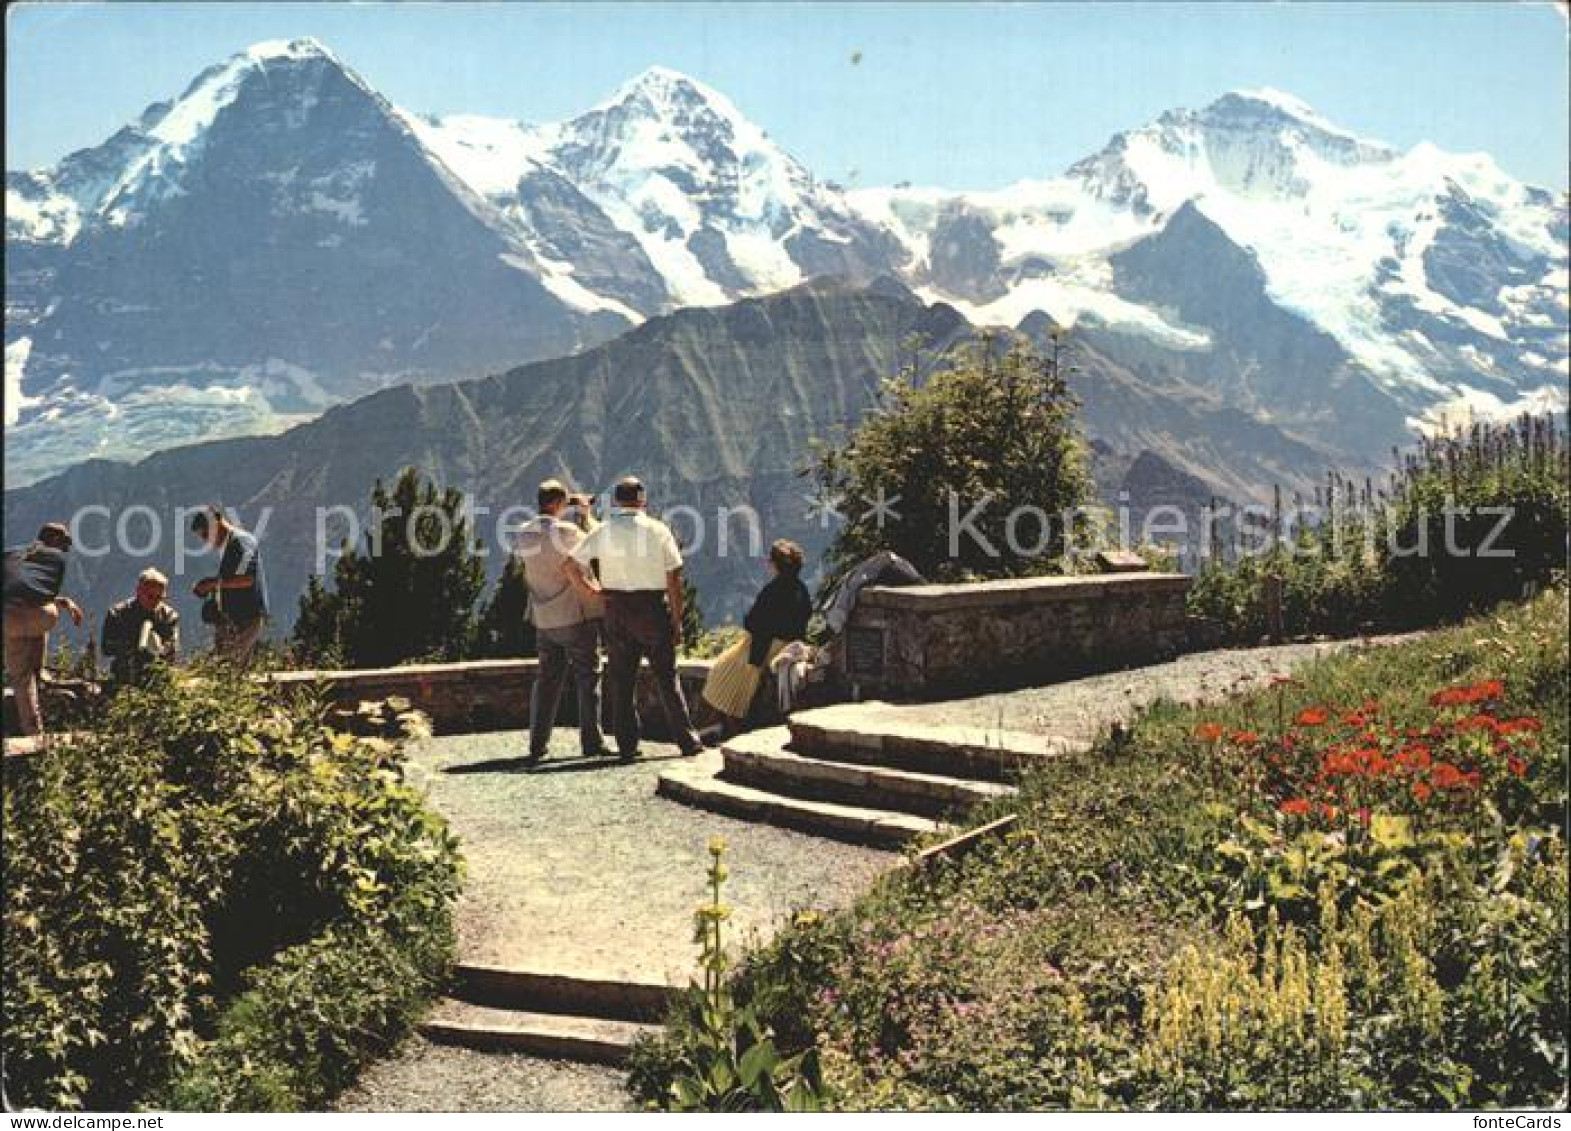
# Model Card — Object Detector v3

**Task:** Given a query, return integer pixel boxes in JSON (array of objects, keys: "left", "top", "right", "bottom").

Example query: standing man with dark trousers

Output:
[
  {"left": 569, "top": 477, "right": 705, "bottom": 760},
  {"left": 516, "top": 479, "right": 607, "bottom": 762}
]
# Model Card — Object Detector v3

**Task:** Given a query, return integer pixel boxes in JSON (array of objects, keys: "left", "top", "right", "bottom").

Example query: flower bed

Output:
[{"left": 632, "top": 588, "right": 1569, "bottom": 1110}]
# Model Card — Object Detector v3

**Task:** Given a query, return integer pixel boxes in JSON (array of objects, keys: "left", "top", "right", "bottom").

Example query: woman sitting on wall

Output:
[{"left": 701, "top": 539, "right": 812, "bottom": 734}]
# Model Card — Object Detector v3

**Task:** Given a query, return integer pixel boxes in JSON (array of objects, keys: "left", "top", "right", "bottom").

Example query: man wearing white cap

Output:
[{"left": 101, "top": 568, "right": 181, "bottom": 687}]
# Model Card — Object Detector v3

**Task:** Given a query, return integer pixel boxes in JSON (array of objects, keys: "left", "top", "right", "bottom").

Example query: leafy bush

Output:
[
  {"left": 636, "top": 589, "right": 1568, "bottom": 1109},
  {"left": 1, "top": 664, "right": 461, "bottom": 1110},
  {"left": 810, "top": 336, "right": 1092, "bottom": 597}
]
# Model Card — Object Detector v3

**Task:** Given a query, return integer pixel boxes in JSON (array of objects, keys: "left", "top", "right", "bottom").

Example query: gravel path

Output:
[
  {"left": 346, "top": 634, "right": 1418, "bottom": 1111},
  {"left": 404, "top": 730, "right": 895, "bottom": 985},
  {"left": 336, "top": 1037, "right": 633, "bottom": 1112},
  {"left": 871, "top": 635, "right": 1418, "bottom": 743}
]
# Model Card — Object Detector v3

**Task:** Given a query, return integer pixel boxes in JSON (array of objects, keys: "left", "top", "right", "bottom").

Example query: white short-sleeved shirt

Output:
[{"left": 571, "top": 508, "right": 682, "bottom": 592}]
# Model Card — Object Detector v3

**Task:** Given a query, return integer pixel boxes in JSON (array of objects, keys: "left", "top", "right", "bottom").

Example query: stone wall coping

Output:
[
  {"left": 264, "top": 656, "right": 715, "bottom": 687},
  {"left": 856, "top": 571, "right": 1191, "bottom": 612}
]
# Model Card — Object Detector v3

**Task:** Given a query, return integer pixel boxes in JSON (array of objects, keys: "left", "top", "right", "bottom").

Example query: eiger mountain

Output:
[
  {"left": 8, "top": 38, "right": 1566, "bottom": 489},
  {"left": 5, "top": 39, "right": 626, "bottom": 484}
]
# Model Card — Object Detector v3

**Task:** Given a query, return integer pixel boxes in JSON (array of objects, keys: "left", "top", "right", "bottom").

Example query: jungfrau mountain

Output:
[
  {"left": 853, "top": 89, "right": 1567, "bottom": 444},
  {"left": 6, "top": 38, "right": 1568, "bottom": 511}
]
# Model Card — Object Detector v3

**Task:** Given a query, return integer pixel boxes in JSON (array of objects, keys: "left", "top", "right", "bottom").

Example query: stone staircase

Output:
[
  {"left": 658, "top": 703, "right": 1088, "bottom": 847},
  {"left": 420, "top": 963, "right": 675, "bottom": 1066}
]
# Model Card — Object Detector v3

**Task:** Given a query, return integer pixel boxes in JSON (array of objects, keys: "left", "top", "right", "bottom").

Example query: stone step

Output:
[
  {"left": 721, "top": 728, "right": 1014, "bottom": 819},
  {"left": 420, "top": 999, "right": 660, "bottom": 1065},
  {"left": 657, "top": 754, "right": 939, "bottom": 847},
  {"left": 451, "top": 963, "right": 678, "bottom": 1023},
  {"left": 787, "top": 702, "right": 1088, "bottom": 781}
]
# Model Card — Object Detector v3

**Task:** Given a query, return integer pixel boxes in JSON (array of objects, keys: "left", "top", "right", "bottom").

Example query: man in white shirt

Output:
[
  {"left": 517, "top": 480, "right": 607, "bottom": 762},
  {"left": 569, "top": 476, "right": 704, "bottom": 759}
]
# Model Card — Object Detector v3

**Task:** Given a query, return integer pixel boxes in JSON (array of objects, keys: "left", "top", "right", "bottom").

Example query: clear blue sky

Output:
[{"left": 7, "top": 1, "right": 1569, "bottom": 191}]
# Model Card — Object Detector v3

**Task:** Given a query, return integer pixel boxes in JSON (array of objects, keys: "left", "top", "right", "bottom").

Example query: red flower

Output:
[
  {"left": 1231, "top": 730, "right": 1261, "bottom": 745},
  {"left": 1296, "top": 707, "right": 1331, "bottom": 727},
  {"left": 1508, "top": 756, "right": 1527, "bottom": 778},
  {"left": 1323, "top": 749, "right": 1356, "bottom": 776},
  {"left": 1430, "top": 680, "right": 1506, "bottom": 708},
  {"left": 1412, "top": 780, "right": 1433, "bottom": 802},
  {"left": 1279, "top": 798, "right": 1312, "bottom": 816},
  {"left": 1498, "top": 717, "right": 1543, "bottom": 735},
  {"left": 1455, "top": 714, "right": 1500, "bottom": 734},
  {"left": 1194, "top": 722, "right": 1224, "bottom": 742},
  {"left": 1396, "top": 743, "right": 1432, "bottom": 771},
  {"left": 1431, "top": 762, "right": 1480, "bottom": 791}
]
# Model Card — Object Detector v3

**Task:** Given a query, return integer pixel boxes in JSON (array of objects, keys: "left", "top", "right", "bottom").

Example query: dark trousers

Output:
[
  {"left": 603, "top": 591, "right": 702, "bottom": 756},
  {"left": 530, "top": 620, "right": 605, "bottom": 757}
]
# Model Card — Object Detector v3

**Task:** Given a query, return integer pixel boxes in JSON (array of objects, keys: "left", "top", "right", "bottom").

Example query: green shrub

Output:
[
  {"left": 810, "top": 335, "right": 1092, "bottom": 596},
  {"left": 1, "top": 664, "right": 461, "bottom": 1110},
  {"left": 292, "top": 466, "right": 487, "bottom": 667}
]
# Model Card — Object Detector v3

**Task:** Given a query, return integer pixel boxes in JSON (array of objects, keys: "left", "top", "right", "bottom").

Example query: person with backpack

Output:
[{"left": 3, "top": 523, "right": 85, "bottom": 736}]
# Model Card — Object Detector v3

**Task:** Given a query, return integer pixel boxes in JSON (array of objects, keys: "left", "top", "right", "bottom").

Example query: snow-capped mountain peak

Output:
[
  {"left": 241, "top": 35, "right": 338, "bottom": 63},
  {"left": 1223, "top": 87, "right": 1360, "bottom": 136},
  {"left": 594, "top": 64, "right": 748, "bottom": 126},
  {"left": 532, "top": 65, "right": 861, "bottom": 306},
  {"left": 6, "top": 37, "right": 383, "bottom": 241},
  {"left": 849, "top": 86, "right": 1565, "bottom": 429},
  {"left": 1069, "top": 88, "right": 1401, "bottom": 215},
  {"left": 6, "top": 47, "right": 1564, "bottom": 489}
]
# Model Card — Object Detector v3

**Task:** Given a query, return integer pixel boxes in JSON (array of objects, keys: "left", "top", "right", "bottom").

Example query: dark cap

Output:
[
  {"left": 36, "top": 522, "right": 72, "bottom": 549},
  {"left": 613, "top": 476, "right": 645, "bottom": 505},
  {"left": 538, "top": 478, "right": 569, "bottom": 510},
  {"left": 190, "top": 504, "right": 224, "bottom": 537}
]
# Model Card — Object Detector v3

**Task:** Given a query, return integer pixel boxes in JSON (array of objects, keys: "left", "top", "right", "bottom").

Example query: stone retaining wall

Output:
[
  {"left": 835, "top": 572, "right": 1192, "bottom": 700},
  {"left": 266, "top": 658, "right": 722, "bottom": 738}
]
